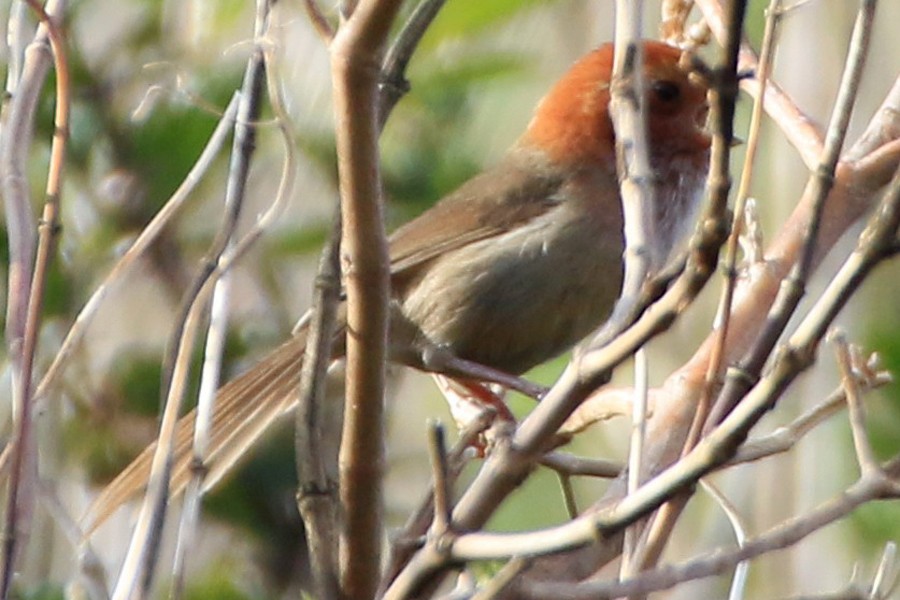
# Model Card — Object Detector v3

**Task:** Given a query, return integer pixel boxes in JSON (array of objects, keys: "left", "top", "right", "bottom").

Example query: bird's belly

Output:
[{"left": 400, "top": 211, "right": 623, "bottom": 374}]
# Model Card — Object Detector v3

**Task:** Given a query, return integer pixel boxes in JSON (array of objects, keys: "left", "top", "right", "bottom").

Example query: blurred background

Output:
[{"left": 1, "top": 0, "right": 900, "bottom": 597}]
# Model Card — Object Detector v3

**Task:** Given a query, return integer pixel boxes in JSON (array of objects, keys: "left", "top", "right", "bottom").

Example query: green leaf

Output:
[{"left": 419, "top": 0, "right": 553, "bottom": 50}]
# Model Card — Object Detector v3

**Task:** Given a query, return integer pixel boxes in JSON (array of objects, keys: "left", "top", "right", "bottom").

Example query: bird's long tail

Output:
[{"left": 84, "top": 330, "right": 312, "bottom": 532}]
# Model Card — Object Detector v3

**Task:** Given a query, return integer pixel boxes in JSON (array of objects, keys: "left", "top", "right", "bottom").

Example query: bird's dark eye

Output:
[{"left": 652, "top": 80, "right": 681, "bottom": 103}]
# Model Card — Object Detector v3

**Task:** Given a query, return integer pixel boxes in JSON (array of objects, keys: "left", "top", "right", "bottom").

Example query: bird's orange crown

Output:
[{"left": 520, "top": 41, "right": 710, "bottom": 168}]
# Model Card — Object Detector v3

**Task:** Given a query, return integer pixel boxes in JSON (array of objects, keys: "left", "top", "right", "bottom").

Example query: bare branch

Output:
[
  {"left": 303, "top": 0, "right": 335, "bottom": 42},
  {"left": 832, "top": 332, "right": 879, "bottom": 475},
  {"left": 726, "top": 370, "right": 890, "bottom": 466},
  {"left": 427, "top": 422, "right": 451, "bottom": 534},
  {"left": 524, "top": 465, "right": 900, "bottom": 599},
  {"left": 540, "top": 452, "right": 623, "bottom": 480},
  {"left": 379, "top": 0, "right": 449, "bottom": 128},
  {"left": 111, "top": 3, "right": 271, "bottom": 594},
  {"left": 1, "top": 1, "right": 69, "bottom": 593},
  {"left": 328, "top": 0, "right": 404, "bottom": 595}
]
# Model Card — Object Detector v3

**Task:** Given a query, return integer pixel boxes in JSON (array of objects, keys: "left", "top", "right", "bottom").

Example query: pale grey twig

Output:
[
  {"left": 700, "top": 480, "right": 749, "bottom": 600},
  {"left": 111, "top": 3, "right": 271, "bottom": 595},
  {"left": 174, "top": 7, "right": 301, "bottom": 594},
  {"left": 523, "top": 461, "right": 900, "bottom": 599},
  {"left": 706, "top": 0, "right": 878, "bottom": 429},
  {"left": 1, "top": 1, "right": 69, "bottom": 594}
]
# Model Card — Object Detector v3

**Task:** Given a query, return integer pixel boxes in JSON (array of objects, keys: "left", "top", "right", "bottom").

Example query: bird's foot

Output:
[{"left": 432, "top": 375, "right": 516, "bottom": 457}]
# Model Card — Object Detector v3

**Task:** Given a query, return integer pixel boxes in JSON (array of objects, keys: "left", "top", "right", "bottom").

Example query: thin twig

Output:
[
  {"left": 1, "top": 0, "right": 47, "bottom": 356},
  {"left": 831, "top": 332, "right": 879, "bottom": 475},
  {"left": 726, "top": 371, "right": 890, "bottom": 466},
  {"left": 303, "top": 0, "right": 335, "bottom": 42},
  {"left": 111, "top": 4, "right": 271, "bottom": 594},
  {"left": 700, "top": 480, "right": 749, "bottom": 600},
  {"left": 523, "top": 463, "right": 900, "bottom": 599},
  {"left": 427, "top": 422, "right": 451, "bottom": 534},
  {"left": 174, "top": 10, "right": 300, "bottom": 594},
  {"left": 31, "top": 93, "right": 240, "bottom": 405},
  {"left": 692, "top": 0, "right": 783, "bottom": 453},
  {"left": 706, "top": 0, "right": 877, "bottom": 429},
  {"left": 294, "top": 225, "right": 342, "bottom": 599},
  {"left": 1, "top": 1, "right": 69, "bottom": 595},
  {"left": 379, "top": 0, "right": 449, "bottom": 128},
  {"left": 379, "top": 412, "right": 488, "bottom": 595},
  {"left": 870, "top": 542, "right": 899, "bottom": 599},
  {"left": 540, "top": 452, "right": 623, "bottom": 479}
]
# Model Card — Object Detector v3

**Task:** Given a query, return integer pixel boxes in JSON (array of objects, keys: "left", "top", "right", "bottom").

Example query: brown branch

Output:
[
  {"left": 328, "top": 0, "right": 404, "bottom": 597},
  {"left": 304, "top": 0, "right": 335, "bottom": 42},
  {"left": 291, "top": 1, "right": 452, "bottom": 592},
  {"left": 295, "top": 220, "right": 342, "bottom": 600},
  {"left": 426, "top": 422, "right": 452, "bottom": 534},
  {"left": 1, "top": 1, "right": 69, "bottom": 594}
]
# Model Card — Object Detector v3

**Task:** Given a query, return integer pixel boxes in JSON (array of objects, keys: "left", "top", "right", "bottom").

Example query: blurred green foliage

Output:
[
  {"left": 382, "top": 52, "right": 528, "bottom": 223},
  {"left": 851, "top": 314, "right": 900, "bottom": 553},
  {"left": 12, "top": 584, "right": 64, "bottom": 600},
  {"left": 66, "top": 331, "right": 250, "bottom": 485},
  {"left": 418, "top": 0, "right": 551, "bottom": 50},
  {"left": 183, "top": 567, "right": 265, "bottom": 600}
]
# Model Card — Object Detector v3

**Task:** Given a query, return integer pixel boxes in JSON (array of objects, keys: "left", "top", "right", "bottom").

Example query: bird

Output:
[{"left": 85, "top": 40, "right": 711, "bottom": 529}]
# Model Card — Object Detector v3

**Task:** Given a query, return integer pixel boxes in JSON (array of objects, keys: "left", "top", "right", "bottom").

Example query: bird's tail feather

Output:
[{"left": 84, "top": 333, "right": 309, "bottom": 532}]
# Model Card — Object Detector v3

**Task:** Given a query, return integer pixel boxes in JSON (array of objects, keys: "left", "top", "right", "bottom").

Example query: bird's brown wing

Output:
[{"left": 388, "top": 154, "right": 564, "bottom": 276}]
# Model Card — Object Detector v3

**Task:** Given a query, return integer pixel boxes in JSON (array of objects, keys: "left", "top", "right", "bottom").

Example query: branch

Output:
[
  {"left": 524, "top": 460, "right": 900, "bottom": 599},
  {"left": 1, "top": 1, "right": 69, "bottom": 594},
  {"left": 110, "top": 4, "right": 270, "bottom": 594},
  {"left": 328, "top": 0, "right": 404, "bottom": 596},
  {"left": 695, "top": 0, "right": 826, "bottom": 168},
  {"left": 379, "top": 0, "right": 449, "bottom": 128},
  {"left": 707, "top": 0, "right": 877, "bottom": 428}
]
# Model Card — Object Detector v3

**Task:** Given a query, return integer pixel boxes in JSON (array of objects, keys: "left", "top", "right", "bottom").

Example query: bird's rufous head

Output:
[{"left": 520, "top": 41, "right": 710, "bottom": 169}]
